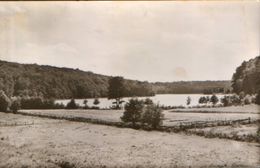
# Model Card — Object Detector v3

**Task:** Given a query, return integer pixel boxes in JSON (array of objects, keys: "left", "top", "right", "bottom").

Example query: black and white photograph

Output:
[{"left": 0, "top": 1, "right": 259, "bottom": 167}]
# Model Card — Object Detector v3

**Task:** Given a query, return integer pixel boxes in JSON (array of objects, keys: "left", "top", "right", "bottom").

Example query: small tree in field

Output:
[
  {"left": 221, "top": 96, "right": 230, "bottom": 107},
  {"left": 142, "top": 104, "right": 164, "bottom": 129},
  {"left": 199, "top": 96, "right": 207, "bottom": 104},
  {"left": 108, "top": 77, "right": 125, "bottom": 109},
  {"left": 256, "top": 91, "right": 260, "bottom": 105},
  {"left": 206, "top": 96, "right": 210, "bottom": 103},
  {"left": 186, "top": 96, "right": 191, "bottom": 106},
  {"left": 121, "top": 99, "right": 144, "bottom": 128},
  {"left": 0, "top": 91, "right": 11, "bottom": 112},
  {"left": 93, "top": 98, "right": 100, "bottom": 106},
  {"left": 210, "top": 94, "right": 219, "bottom": 106},
  {"left": 239, "top": 91, "right": 245, "bottom": 100},
  {"left": 66, "top": 99, "right": 78, "bottom": 109},
  {"left": 257, "top": 127, "right": 260, "bottom": 138},
  {"left": 83, "top": 99, "right": 88, "bottom": 108}
]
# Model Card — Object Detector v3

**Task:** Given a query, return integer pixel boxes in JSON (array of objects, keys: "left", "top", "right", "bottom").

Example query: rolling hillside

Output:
[{"left": 0, "top": 60, "right": 230, "bottom": 99}]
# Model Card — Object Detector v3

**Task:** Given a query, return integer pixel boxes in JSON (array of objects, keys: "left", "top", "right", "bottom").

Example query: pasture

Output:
[
  {"left": 0, "top": 105, "right": 259, "bottom": 167},
  {"left": 0, "top": 113, "right": 259, "bottom": 167},
  {"left": 19, "top": 106, "right": 259, "bottom": 128}
]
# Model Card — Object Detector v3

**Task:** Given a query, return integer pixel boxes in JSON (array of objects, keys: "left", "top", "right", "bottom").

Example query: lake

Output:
[{"left": 56, "top": 94, "right": 227, "bottom": 109}]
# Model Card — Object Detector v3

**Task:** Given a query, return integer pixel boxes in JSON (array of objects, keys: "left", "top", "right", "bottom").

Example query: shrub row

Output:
[
  {"left": 0, "top": 89, "right": 103, "bottom": 111},
  {"left": 186, "top": 129, "right": 260, "bottom": 143}
]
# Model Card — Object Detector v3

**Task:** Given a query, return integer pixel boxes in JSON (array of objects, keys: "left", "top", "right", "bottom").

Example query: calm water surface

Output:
[{"left": 56, "top": 94, "right": 227, "bottom": 109}]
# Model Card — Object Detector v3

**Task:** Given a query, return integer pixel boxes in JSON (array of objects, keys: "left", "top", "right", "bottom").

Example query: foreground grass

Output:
[
  {"left": 15, "top": 108, "right": 260, "bottom": 142},
  {"left": 0, "top": 113, "right": 259, "bottom": 168},
  {"left": 186, "top": 123, "right": 260, "bottom": 143}
]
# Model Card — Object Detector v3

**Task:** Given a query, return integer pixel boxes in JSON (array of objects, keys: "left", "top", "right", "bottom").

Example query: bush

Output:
[
  {"left": 144, "top": 98, "right": 153, "bottom": 105},
  {"left": 256, "top": 91, "right": 260, "bottom": 105},
  {"left": 198, "top": 96, "right": 207, "bottom": 104},
  {"left": 66, "top": 99, "right": 78, "bottom": 109},
  {"left": 159, "top": 105, "right": 185, "bottom": 110},
  {"left": 221, "top": 96, "right": 230, "bottom": 107},
  {"left": 21, "top": 97, "right": 43, "bottom": 109},
  {"left": 10, "top": 99, "right": 21, "bottom": 113},
  {"left": 142, "top": 104, "right": 164, "bottom": 129},
  {"left": 83, "top": 99, "right": 88, "bottom": 108},
  {"left": 121, "top": 98, "right": 164, "bottom": 130},
  {"left": 89, "top": 106, "right": 100, "bottom": 109},
  {"left": 239, "top": 91, "right": 245, "bottom": 100},
  {"left": 210, "top": 95, "right": 219, "bottom": 106},
  {"left": 21, "top": 97, "right": 64, "bottom": 109},
  {"left": 233, "top": 94, "right": 241, "bottom": 105},
  {"left": 93, "top": 98, "right": 100, "bottom": 105},
  {"left": 121, "top": 99, "right": 144, "bottom": 128},
  {"left": 53, "top": 102, "right": 65, "bottom": 109},
  {"left": 243, "top": 95, "right": 251, "bottom": 105},
  {"left": 257, "top": 126, "right": 260, "bottom": 138},
  {"left": 0, "top": 90, "right": 11, "bottom": 112},
  {"left": 186, "top": 96, "right": 191, "bottom": 106}
]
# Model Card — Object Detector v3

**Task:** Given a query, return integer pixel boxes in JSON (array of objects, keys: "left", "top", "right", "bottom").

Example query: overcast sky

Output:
[{"left": 0, "top": 1, "right": 259, "bottom": 82}]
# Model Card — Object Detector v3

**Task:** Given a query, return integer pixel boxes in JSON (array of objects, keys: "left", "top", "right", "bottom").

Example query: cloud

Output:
[
  {"left": 12, "top": 43, "right": 79, "bottom": 66},
  {"left": 0, "top": 2, "right": 259, "bottom": 82}
]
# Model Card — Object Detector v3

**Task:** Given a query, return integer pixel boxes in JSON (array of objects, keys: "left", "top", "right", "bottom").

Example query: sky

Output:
[{"left": 0, "top": 1, "right": 259, "bottom": 82}]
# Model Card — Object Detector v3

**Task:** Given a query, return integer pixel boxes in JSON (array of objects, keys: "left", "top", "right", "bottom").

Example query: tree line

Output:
[
  {"left": 152, "top": 81, "right": 231, "bottom": 94},
  {"left": 0, "top": 60, "right": 154, "bottom": 99},
  {"left": 232, "top": 56, "right": 260, "bottom": 95},
  {"left": 0, "top": 60, "right": 231, "bottom": 99},
  {"left": 231, "top": 56, "right": 260, "bottom": 105}
]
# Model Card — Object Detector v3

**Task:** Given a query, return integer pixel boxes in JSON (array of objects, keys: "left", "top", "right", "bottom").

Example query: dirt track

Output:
[{"left": 0, "top": 113, "right": 259, "bottom": 168}]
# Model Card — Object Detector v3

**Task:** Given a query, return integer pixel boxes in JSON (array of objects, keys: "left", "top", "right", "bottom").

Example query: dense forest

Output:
[
  {"left": 0, "top": 60, "right": 230, "bottom": 99},
  {"left": 0, "top": 60, "right": 154, "bottom": 98},
  {"left": 231, "top": 56, "right": 260, "bottom": 94},
  {"left": 152, "top": 81, "right": 231, "bottom": 94}
]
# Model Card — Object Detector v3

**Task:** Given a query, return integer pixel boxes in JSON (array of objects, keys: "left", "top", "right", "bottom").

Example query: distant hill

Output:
[
  {"left": 0, "top": 60, "right": 154, "bottom": 99},
  {"left": 151, "top": 81, "right": 231, "bottom": 94},
  {"left": 232, "top": 56, "right": 260, "bottom": 94},
  {"left": 0, "top": 60, "right": 230, "bottom": 99}
]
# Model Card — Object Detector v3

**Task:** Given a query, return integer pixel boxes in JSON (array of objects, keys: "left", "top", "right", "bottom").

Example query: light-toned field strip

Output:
[
  {"left": 171, "top": 104, "right": 260, "bottom": 114},
  {"left": 19, "top": 108, "right": 260, "bottom": 127},
  {"left": 0, "top": 113, "right": 259, "bottom": 168}
]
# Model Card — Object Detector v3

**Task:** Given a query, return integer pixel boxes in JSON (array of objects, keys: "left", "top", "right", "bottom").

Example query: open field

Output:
[
  {"left": 0, "top": 112, "right": 62, "bottom": 126},
  {"left": 0, "top": 113, "right": 259, "bottom": 168},
  {"left": 19, "top": 108, "right": 260, "bottom": 128},
  {"left": 187, "top": 124, "right": 260, "bottom": 142},
  {"left": 171, "top": 104, "right": 260, "bottom": 114},
  {"left": 16, "top": 106, "right": 260, "bottom": 143},
  {"left": 19, "top": 109, "right": 260, "bottom": 125}
]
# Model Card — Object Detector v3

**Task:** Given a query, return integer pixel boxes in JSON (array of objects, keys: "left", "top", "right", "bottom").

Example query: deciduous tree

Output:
[
  {"left": 108, "top": 77, "right": 125, "bottom": 109},
  {"left": 0, "top": 90, "right": 11, "bottom": 112}
]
